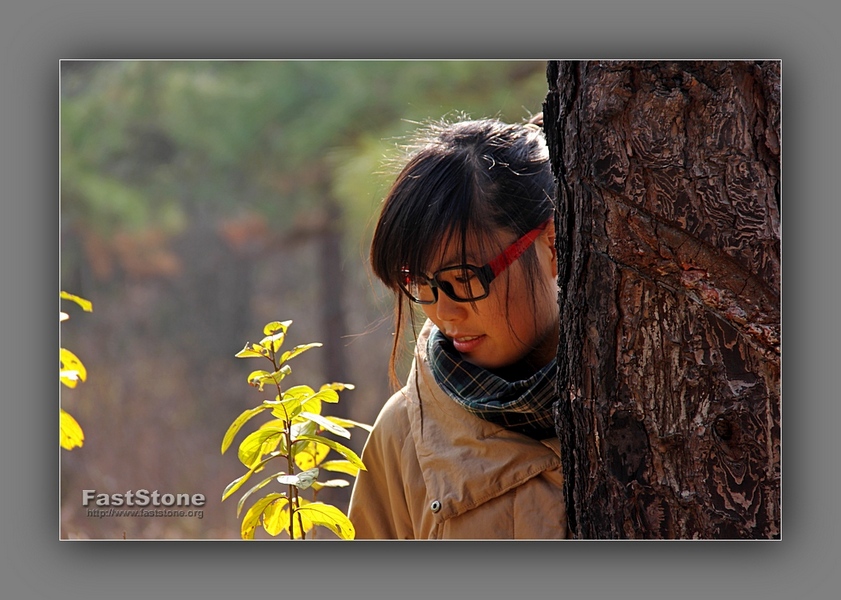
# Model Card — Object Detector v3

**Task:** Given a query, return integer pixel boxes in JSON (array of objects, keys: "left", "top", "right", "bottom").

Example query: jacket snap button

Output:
[{"left": 430, "top": 500, "right": 441, "bottom": 513}]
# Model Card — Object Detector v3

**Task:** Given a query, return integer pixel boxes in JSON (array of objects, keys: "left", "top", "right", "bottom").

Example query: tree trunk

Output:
[
  {"left": 545, "top": 60, "right": 780, "bottom": 539},
  {"left": 318, "top": 194, "right": 351, "bottom": 417}
]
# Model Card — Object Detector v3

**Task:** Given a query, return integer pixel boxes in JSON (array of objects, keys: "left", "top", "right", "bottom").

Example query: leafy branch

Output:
[
  {"left": 60, "top": 291, "right": 92, "bottom": 450},
  {"left": 221, "top": 320, "right": 370, "bottom": 539}
]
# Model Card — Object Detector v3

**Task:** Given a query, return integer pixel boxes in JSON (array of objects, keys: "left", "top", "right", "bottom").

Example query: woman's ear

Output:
[{"left": 540, "top": 219, "right": 558, "bottom": 278}]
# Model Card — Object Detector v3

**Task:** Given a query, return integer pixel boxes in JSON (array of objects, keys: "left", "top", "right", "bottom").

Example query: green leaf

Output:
[
  {"left": 280, "top": 342, "right": 322, "bottom": 364},
  {"left": 296, "top": 502, "right": 356, "bottom": 540},
  {"left": 60, "top": 291, "right": 93, "bottom": 312},
  {"left": 221, "top": 405, "right": 269, "bottom": 454},
  {"left": 299, "top": 411, "right": 351, "bottom": 439},
  {"left": 238, "top": 427, "right": 284, "bottom": 468},
  {"left": 241, "top": 493, "right": 284, "bottom": 540},
  {"left": 277, "top": 467, "right": 319, "bottom": 490},
  {"left": 320, "top": 459, "right": 360, "bottom": 477},
  {"left": 294, "top": 434, "right": 366, "bottom": 470},
  {"left": 60, "top": 409, "right": 84, "bottom": 450},
  {"left": 261, "top": 495, "right": 291, "bottom": 536},
  {"left": 236, "top": 471, "right": 286, "bottom": 517},
  {"left": 263, "top": 320, "right": 292, "bottom": 336}
]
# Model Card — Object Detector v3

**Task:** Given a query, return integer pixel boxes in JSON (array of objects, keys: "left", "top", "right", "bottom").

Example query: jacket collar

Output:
[{"left": 404, "top": 320, "right": 562, "bottom": 522}]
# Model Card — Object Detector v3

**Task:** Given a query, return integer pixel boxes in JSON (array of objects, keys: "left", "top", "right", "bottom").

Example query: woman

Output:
[{"left": 349, "top": 115, "right": 568, "bottom": 539}]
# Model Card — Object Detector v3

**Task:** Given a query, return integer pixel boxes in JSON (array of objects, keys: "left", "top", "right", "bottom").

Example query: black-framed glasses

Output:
[{"left": 398, "top": 218, "right": 551, "bottom": 305}]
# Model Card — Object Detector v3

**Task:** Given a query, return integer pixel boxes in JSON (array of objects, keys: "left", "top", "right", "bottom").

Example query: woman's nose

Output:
[{"left": 423, "top": 291, "right": 466, "bottom": 324}]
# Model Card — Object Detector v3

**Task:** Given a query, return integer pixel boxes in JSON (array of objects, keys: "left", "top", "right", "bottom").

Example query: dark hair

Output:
[{"left": 370, "top": 115, "right": 556, "bottom": 386}]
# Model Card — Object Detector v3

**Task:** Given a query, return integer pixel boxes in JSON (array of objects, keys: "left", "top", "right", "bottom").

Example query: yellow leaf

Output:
[
  {"left": 280, "top": 342, "right": 322, "bottom": 364},
  {"left": 60, "top": 409, "right": 84, "bottom": 450},
  {"left": 320, "top": 459, "right": 360, "bottom": 477},
  {"left": 277, "top": 467, "right": 319, "bottom": 490},
  {"left": 269, "top": 385, "right": 320, "bottom": 421},
  {"left": 311, "top": 479, "right": 350, "bottom": 492},
  {"left": 60, "top": 348, "right": 86, "bottom": 388},
  {"left": 326, "top": 415, "right": 374, "bottom": 433},
  {"left": 246, "top": 369, "right": 270, "bottom": 387},
  {"left": 262, "top": 496, "right": 291, "bottom": 536},
  {"left": 222, "top": 451, "right": 282, "bottom": 502},
  {"left": 238, "top": 427, "right": 284, "bottom": 468},
  {"left": 234, "top": 343, "right": 267, "bottom": 359},
  {"left": 289, "top": 419, "right": 318, "bottom": 442},
  {"left": 296, "top": 502, "right": 356, "bottom": 540},
  {"left": 263, "top": 320, "right": 292, "bottom": 336},
  {"left": 287, "top": 498, "right": 314, "bottom": 539},
  {"left": 60, "top": 370, "right": 80, "bottom": 388},
  {"left": 60, "top": 291, "right": 92, "bottom": 312},
  {"left": 280, "top": 387, "right": 337, "bottom": 422},
  {"left": 295, "top": 434, "right": 366, "bottom": 470},
  {"left": 221, "top": 405, "right": 268, "bottom": 454},
  {"left": 241, "top": 493, "right": 283, "bottom": 539},
  {"left": 299, "top": 411, "right": 351, "bottom": 439},
  {"left": 282, "top": 385, "right": 316, "bottom": 399},
  {"left": 259, "top": 331, "right": 286, "bottom": 354},
  {"left": 222, "top": 472, "right": 253, "bottom": 502},
  {"left": 236, "top": 471, "right": 286, "bottom": 517},
  {"left": 313, "top": 388, "right": 340, "bottom": 404},
  {"left": 293, "top": 437, "right": 330, "bottom": 471},
  {"left": 320, "top": 382, "right": 355, "bottom": 392},
  {"left": 247, "top": 365, "right": 291, "bottom": 391}
]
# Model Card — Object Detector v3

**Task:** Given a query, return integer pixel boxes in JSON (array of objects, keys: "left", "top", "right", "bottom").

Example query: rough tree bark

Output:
[{"left": 545, "top": 60, "right": 780, "bottom": 539}]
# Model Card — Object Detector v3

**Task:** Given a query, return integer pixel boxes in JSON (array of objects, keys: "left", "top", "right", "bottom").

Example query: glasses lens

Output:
[
  {"left": 436, "top": 266, "right": 487, "bottom": 301},
  {"left": 400, "top": 272, "right": 436, "bottom": 304}
]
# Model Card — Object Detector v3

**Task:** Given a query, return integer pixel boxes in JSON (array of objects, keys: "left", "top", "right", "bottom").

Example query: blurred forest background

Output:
[{"left": 59, "top": 60, "right": 550, "bottom": 539}]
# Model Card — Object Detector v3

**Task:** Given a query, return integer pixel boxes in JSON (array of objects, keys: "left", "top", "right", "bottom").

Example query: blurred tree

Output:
[
  {"left": 59, "top": 61, "right": 552, "bottom": 537},
  {"left": 60, "top": 60, "right": 549, "bottom": 374}
]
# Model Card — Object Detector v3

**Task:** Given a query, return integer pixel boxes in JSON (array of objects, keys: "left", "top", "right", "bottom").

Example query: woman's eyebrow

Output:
[
  {"left": 436, "top": 234, "right": 513, "bottom": 270},
  {"left": 436, "top": 247, "right": 483, "bottom": 269}
]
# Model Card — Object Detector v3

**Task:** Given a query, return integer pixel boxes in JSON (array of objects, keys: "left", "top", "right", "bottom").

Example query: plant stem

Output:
[{"left": 270, "top": 349, "right": 302, "bottom": 540}]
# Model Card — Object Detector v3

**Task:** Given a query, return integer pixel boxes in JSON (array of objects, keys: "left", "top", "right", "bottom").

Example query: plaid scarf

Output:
[{"left": 427, "top": 326, "right": 558, "bottom": 439}]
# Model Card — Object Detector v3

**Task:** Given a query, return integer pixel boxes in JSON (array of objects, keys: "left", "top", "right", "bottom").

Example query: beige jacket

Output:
[{"left": 348, "top": 321, "right": 568, "bottom": 539}]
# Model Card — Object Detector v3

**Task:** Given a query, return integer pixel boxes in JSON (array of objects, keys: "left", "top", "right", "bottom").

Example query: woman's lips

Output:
[{"left": 451, "top": 334, "right": 485, "bottom": 354}]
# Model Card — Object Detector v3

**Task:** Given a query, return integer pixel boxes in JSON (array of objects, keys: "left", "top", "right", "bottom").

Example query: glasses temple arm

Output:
[{"left": 486, "top": 219, "right": 550, "bottom": 278}]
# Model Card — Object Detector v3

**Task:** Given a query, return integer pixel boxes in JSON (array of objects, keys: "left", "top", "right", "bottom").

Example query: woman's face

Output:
[{"left": 420, "top": 223, "right": 560, "bottom": 374}]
